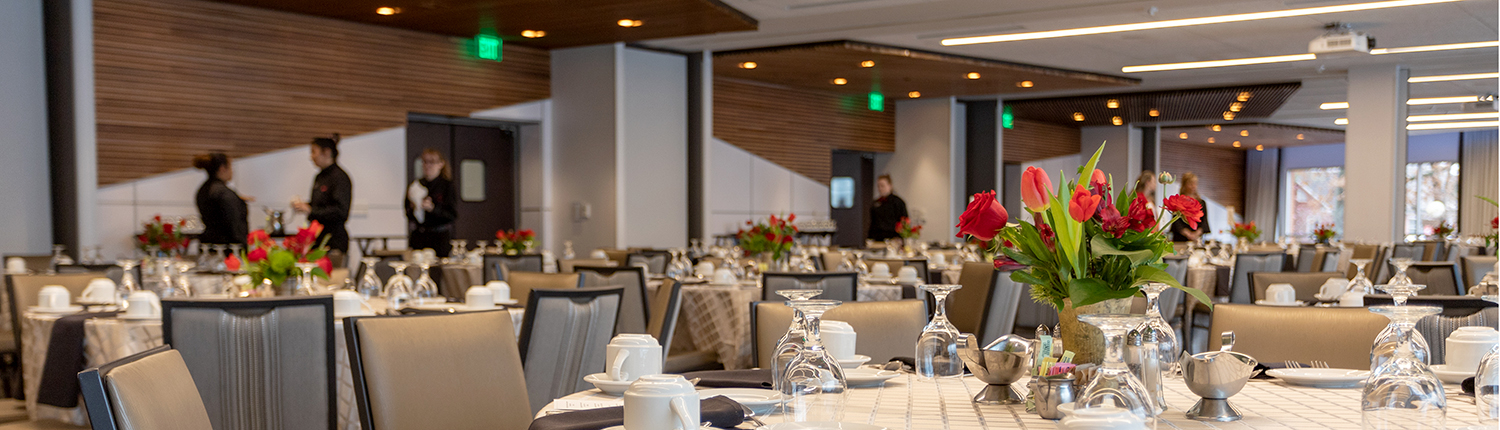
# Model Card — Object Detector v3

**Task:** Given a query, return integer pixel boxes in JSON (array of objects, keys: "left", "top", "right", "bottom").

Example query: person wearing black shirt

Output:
[
  {"left": 406, "top": 149, "right": 458, "bottom": 257},
  {"left": 867, "top": 174, "right": 909, "bottom": 241},
  {"left": 192, "top": 153, "right": 251, "bottom": 245},
  {"left": 1171, "top": 172, "right": 1211, "bottom": 242},
  {"left": 293, "top": 134, "right": 353, "bottom": 258}
]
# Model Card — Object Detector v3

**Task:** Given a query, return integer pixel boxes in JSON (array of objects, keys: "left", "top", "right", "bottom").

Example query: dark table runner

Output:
[
  {"left": 37, "top": 311, "right": 119, "bottom": 408},
  {"left": 528, "top": 395, "right": 746, "bottom": 430},
  {"left": 1214, "top": 265, "right": 1232, "bottom": 298}
]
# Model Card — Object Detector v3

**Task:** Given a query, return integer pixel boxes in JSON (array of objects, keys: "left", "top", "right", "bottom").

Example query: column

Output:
[{"left": 1342, "top": 65, "right": 1409, "bottom": 242}]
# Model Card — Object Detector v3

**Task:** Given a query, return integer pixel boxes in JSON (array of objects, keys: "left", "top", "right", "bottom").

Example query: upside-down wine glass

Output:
[
  {"left": 414, "top": 261, "right": 440, "bottom": 302},
  {"left": 1363, "top": 305, "right": 1445, "bottom": 429},
  {"left": 1076, "top": 314, "right": 1157, "bottom": 422},
  {"left": 780, "top": 299, "right": 846, "bottom": 422},
  {"left": 358, "top": 257, "right": 383, "bottom": 299},
  {"left": 115, "top": 259, "right": 139, "bottom": 307},
  {"left": 1348, "top": 258, "right": 1374, "bottom": 296},
  {"left": 292, "top": 261, "right": 319, "bottom": 296},
  {"left": 1372, "top": 284, "right": 1430, "bottom": 368},
  {"left": 384, "top": 262, "right": 415, "bottom": 310},
  {"left": 772, "top": 289, "right": 824, "bottom": 393},
  {"left": 1388, "top": 258, "right": 1415, "bottom": 288},
  {"left": 162, "top": 261, "right": 195, "bottom": 298},
  {"left": 1139, "top": 282, "right": 1181, "bottom": 383},
  {"left": 1476, "top": 295, "right": 1500, "bottom": 424},
  {"left": 916, "top": 284, "right": 964, "bottom": 378}
]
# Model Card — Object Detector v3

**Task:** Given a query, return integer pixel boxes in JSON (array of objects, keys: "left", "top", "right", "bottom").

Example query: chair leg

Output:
[{"left": 0, "top": 352, "right": 18, "bottom": 399}]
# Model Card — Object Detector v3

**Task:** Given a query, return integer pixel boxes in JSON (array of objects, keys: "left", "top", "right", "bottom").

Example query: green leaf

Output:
[
  {"left": 1067, "top": 277, "right": 1138, "bottom": 308},
  {"left": 1011, "top": 270, "right": 1049, "bottom": 286},
  {"left": 1134, "top": 265, "right": 1213, "bottom": 309},
  {"left": 1479, "top": 195, "right": 1499, "bottom": 207},
  {"left": 1090, "top": 235, "right": 1156, "bottom": 266}
]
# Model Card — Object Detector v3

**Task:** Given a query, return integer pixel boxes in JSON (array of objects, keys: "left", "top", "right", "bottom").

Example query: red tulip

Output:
[
  {"left": 317, "top": 257, "right": 332, "bottom": 275},
  {"left": 224, "top": 254, "right": 241, "bottom": 271},
  {"left": 1068, "top": 186, "right": 1101, "bottom": 222},
  {"left": 1020, "top": 167, "right": 1053, "bottom": 212},
  {"left": 247, "top": 247, "right": 267, "bottom": 263},
  {"left": 1492, "top": 216, "right": 1497, "bottom": 229},
  {"left": 248, "top": 230, "right": 269, "bottom": 246},
  {"left": 1164, "top": 195, "right": 1204, "bottom": 229},
  {"left": 162, "top": 223, "right": 174, "bottom": 235},
  {"left": 955, "top": 190, "right": 1008, "bottom": 241},
  {"left": 993, "top": 256, "right": 1025, "bottom": 271},
  {"left": 788, "top": 213, "right": 796, "bottom": 222},
  {"left": 1090, "top": 169, "right": 1107, "bottom": 192}
]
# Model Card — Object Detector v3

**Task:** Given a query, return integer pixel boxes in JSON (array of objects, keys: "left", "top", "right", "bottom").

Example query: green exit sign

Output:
[
  {"left": 1002, "top": 104, "right": 1015, "bottom": 129},
  {"left": 868, "top": 92, "right": 884, "bottom": 111},
  {"left": 475, "top": 34, "right": 502, "bottom": 61}
]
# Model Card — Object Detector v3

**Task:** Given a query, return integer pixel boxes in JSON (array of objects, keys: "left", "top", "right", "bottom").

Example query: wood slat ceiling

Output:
[
  {"left": 1162, "top": 122, "right": 1345, "bottom": 150},
  {"left": 202, "top": 0, "right": 757, "bottom": 49},
  {"left": 714, "top": 41, "right": 1138, "bottom": 100},
  {"left": 714, "top": 77, "right": 894, "bottom": 184},
  {"left": 1007, "top": 83, "right": 1302, "bottom": 127}
]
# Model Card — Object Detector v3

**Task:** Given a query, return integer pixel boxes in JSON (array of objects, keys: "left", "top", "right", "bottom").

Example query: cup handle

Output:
[
  {"left": 609, "top": 349, "right": 630, "bottom": 381},
  {"left": 669, "top": 396, "right": 695, "bottom": 430}
]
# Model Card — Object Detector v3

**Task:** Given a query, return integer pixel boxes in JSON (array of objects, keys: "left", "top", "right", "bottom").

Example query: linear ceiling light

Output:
[
  {"left": 1371, "top": 41, "right": 1499, "bottom": 54},
  {"left": 1121, "top": 54, "right": 1315, "bottom": 73},
  {"left": 1408, "top": 112, "right": 1499, "bottom": 122},
  {"left": 1407, "top": 121, "right": 1500, "bottom": 130},
  {"left": 941, "top": 0, "right": 1458, "bottom": 46},
  {"left": 1320, "top": 102, "right": 1349, "bottom": 110},
  {"left": 1409, "top": 72, "right": 1500, "bottom": 83},
  {"left": 1335, "top": 118, "right": 1349, "bottom": 125},
  {"left": 1320, "top": 96, "right": 1485, "bottom": 109}
]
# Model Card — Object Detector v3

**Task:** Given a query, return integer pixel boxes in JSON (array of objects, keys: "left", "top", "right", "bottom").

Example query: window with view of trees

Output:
[
  {"left": 1284, "top": 167, "right": 1344, "bottom": 240},
  {"left": 1404, "top": 161, "right": 1460, "bottom": 238}
]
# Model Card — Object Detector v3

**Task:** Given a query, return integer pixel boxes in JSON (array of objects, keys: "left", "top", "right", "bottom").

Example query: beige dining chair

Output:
[
  {"left": 78, "top": 346, "right": 213, "bottom": 430},
  {"left": 648, "top": 278, "right": 683, "bottom": 353},
  {"left": 504, "top": 271, "right": 580, "bottom": 305},
  {"left": 951, "top": 262, "right": 1026, "bottom": 346},
  {"left": 558, "top": 258, "right": 613, "bottom": 273},
  {"left": 752, "top": 299, "right": 927, "bottom": 368},
  {"left": 1207, "top": 304, "right": 1388, "bottom": 370},
  {"left": 1460, "top": 255, "right": 1497, "bottom": 288}
]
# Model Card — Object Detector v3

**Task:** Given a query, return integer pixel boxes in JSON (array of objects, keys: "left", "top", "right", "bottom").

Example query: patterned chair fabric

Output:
[
  {"left": 760, "top": 272, "right": 857, "bottom": 303},
  {"left": 575, "top": 266, "right": 651, "bottom": 334},
  {"left": 518, "top": 287, "right": 622, "bottom": 414}
]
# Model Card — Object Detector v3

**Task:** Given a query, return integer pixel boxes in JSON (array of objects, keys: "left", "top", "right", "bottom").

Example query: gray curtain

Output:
[
  {"left": 1244, "top": 148, "right": 1280, "bottom": 237},
  {"left": 1459, "top": 130, "right": 1498, "bottom": 235}
]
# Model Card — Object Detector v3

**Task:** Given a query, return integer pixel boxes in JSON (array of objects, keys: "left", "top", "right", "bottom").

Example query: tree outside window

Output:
[
  {"left": 1284, "top": 167, "right": 1344, "bottom": 240},
  {"left": 1404, "top": 161, "right": 1460, "bottom": 238}
]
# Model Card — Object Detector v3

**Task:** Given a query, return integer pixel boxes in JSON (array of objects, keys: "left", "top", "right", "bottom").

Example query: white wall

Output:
[
  {"left": 1080, "top": 126, "right": 1142, "bottom": 186},
  {"left": 471, "top": 100, "right": 554, "bottom": 252},
  {"left": 620, "top": 48, "right": 688, "bottom": 249},
  {"left": 879, "top": 97, "right": 963, "bottom": 241},
  {"left": 0, "top": 0, "right": 52, "bottom": 254},
  {"left": 1016, "top": 153, "right": 1082, "bottom": 223},
  {"left": 706, "top": 138, "right": 829, "bottom": 235},
  {"left": 550, "top": 44, "right": 621, "bottom": 251}
]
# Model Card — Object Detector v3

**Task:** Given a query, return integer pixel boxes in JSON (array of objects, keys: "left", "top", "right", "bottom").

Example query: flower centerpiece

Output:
[
  {"left": 896, "top": 217, "right": 923, "bottom": 239},
  {"left": 1431, "top": 221, "right": 1455, "bottom": 240},
  {"left": 737, "top": 214, "right": 798, "bottom": 270},
  {"left": 136, "top": 215, "right": 190, "bottom": 256},
  {"left": 1482, "top": 197, "right": 1499, "bottom": 248},
  {"left": 233, "top": 221, "right": 331, "bottom": 295},
  {"left": 495, "top": 229, "right": 536, "bottom": 255},
  {"left": 957, "top": 144, "right": 1212, "bottom": 364},
  {"left": 1312, "top": 223, "right": 1337, "bottom": 245},
  {"left": 1230, "top": 221, "right": 1261, "bottom": 248}
]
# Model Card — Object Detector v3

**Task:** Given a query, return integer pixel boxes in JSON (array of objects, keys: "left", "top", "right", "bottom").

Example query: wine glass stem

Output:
[
  {"left": 803, "top": 313, "right": 824, "bottom": 349},
  {"left": 931, "top": 292, "right": 950, "bottom": 323},
  {"left": 1144, "top": 292, "right": 1162, "bottom": 319},
  {"left": 1104, "top": 331, "right": 1125, "bottom": 369}
]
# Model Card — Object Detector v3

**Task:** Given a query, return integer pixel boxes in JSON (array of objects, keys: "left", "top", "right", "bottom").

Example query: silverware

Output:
[
  {"left": 1283, "top": 360, "right": 1301, "bottom": 369},
  {"left": 1311, "top": 360, "right": 1329, "bottom": 369},
  {"left": 738, "top": 403, "right": 766, "bottom": 428}
]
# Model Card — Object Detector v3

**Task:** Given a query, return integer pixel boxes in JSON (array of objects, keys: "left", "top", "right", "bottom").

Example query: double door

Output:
[{"left": 405, "top": 114, "right": 522, "bottom": 241}]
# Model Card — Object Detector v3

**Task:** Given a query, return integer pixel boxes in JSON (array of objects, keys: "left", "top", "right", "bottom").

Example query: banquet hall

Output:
[{"left": 1, "top": 0, "right": 1498, "bottom": 428}]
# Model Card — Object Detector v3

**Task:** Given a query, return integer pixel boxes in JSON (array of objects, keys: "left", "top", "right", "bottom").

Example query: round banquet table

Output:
[
  {"left": 674, "top": 281, "right": 903, "bottom": 370},
  {"left": 22, "top": 303, "right": 523, "bottom": 429},
  {"left": 543, "top": 372, "right": 1487, "bottom": 429}
]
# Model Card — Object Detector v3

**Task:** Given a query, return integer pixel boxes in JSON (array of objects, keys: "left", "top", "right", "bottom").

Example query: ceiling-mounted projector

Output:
[{"left": 1309, "top": 22, "right": 1373, "bottom": 55}]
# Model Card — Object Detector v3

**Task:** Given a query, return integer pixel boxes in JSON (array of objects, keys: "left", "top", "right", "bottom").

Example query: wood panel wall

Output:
[
  {"left": 94, "top": 0, "right": 550, "bottom": 185},
  {"left": 1161, "top": 142, "right": 1246, "bottom": 213},
  {"left": 713, "top": 77, "right": 894, "bottom": 183},
  {"left": 1003, "top": 119, "right": 1081, "bottom": 163}
]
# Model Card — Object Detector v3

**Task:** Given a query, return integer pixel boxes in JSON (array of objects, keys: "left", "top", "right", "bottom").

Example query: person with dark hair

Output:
[
  {"left": 406, "top": 148, "right": 457, "bottom": 257},
  {"left": 292, "top": 134, "right": 352, "bottom": 257},
  {"left": 867, "top": 174, "right": 909, "bottom": 240},
  {"left": 193, "top": 152, "right": 251, "bottom": 245}
]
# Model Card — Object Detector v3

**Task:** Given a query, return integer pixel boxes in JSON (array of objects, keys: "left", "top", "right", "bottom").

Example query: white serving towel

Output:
[{"left": 407, "top": 181, "right": 428, "bottom": 223}]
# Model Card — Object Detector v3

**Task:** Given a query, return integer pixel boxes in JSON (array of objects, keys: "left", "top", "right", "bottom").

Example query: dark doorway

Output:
[
  {"left": 405, "top": 113, "right": 523, "bottom": 242},
  {"left": 831, "top": 151, "right": 875, "bottom": 247}
]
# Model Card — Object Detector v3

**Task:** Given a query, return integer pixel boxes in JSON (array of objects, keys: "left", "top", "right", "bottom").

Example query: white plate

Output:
[
  {"left": 1430, "top": 364, "right": 1476, "bottom": 384},
  {"left": 758, "top": 422, "right": 889, "bottom": 430},
  {"left": 1267, "top": 368, "right": 1369, "bottom": 388},
  {"left": 28, "top": 305, "right": 84, "bottom": 314},
  {"left": 698, "top": 388, "right": 779, "bottom": 414},
  {"left": 494, "top": 298, "right": 519, "bottom": 305},
  {"left": 843, "top": 368, "right": 900, "bottom": 387},
  {"left": 583, "top": 372, "right": 634, "bottom": 396},
  {"left": 1254, "top": 300, "right": 1305, "bottom": 307},
  {"left": 837, "top": 355, "right": 872, "bottom": 369}
]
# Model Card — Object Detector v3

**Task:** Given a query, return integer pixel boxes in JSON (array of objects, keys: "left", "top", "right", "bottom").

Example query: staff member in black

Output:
[
  {"left": 193, "top": 152, "right": 251, "bottom": 245},
  {"left": 867, "top": 174, "right": 909, "bottom": 241},
  {"left": 406, "top": 148, "right": 458, "bottom": 257},
  {"left": 293, "top": 134, "right": 353, "bottom": 262}
]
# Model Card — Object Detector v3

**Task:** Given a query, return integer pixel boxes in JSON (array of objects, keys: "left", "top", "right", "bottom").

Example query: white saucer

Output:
[
  {"left": 1254, "top": 300, "right": 1305, "bottom": 307},
  {"left": 1430, "top": 364, "right": 1476, "bottom": 384},
  {"left": 1266, "top": 368, "right": 1369, "bottom": 388},
  {"left": 117, "top": 314, "right": 161, "bottom": 321},
  {"left": 837, "top": 355, "right": 872, "bottom": 368},
  {"left": 494, "top": 298, "right": 519, "bottom": 305},
  {"left": 28, "top": 305, "right": 84, "bottom": 314},
  {"left": 758, "top": 422, "right": 889, "bottom": 430},
  {"left": 843, "top": 368, "right": 900, "bottom": 387},
  {"left": 698, "top": 387, "right": 779, "bottom": 414},
  {"left": 583, "top": 373, "right": 634, "bottom": 396}
]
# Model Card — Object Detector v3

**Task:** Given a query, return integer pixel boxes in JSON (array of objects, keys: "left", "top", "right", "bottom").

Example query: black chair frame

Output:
[
  {"left": 760, "top": 272, "right": 859, "bottom": 302},
  {"left": 574, "top": 265, "right": 653, "bottom": 334},
  {"left": 78, "top": 345, "right": 175, "bottom": 430}
]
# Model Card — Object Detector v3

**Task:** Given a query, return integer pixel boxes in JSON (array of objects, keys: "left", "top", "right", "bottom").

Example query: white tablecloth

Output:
[
  {"left": 22, "top": 306, "right": 524, "bottom": 429},
  {"left": 546, "top": 373, "right": 1486, "bottom": 429},
  {"left": 676, "top": 282, "right": 904, "bottom": 370}
]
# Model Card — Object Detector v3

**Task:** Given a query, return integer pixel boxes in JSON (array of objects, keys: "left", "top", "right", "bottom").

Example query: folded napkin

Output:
[
  {"left": 529, "top": 395, "right": 745, "bottom": 430},
  {"left": 681, "top": 369, "right": 772, "bottom": 389},
  {"left": 37, "top": 311, "right": 119, "bottom": 407}
]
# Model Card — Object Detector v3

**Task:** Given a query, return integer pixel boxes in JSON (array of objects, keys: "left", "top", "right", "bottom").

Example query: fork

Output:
[
  {"left": 1284, "top": 360, "right": 1302, "bottom": 369},
  {"left": 1311, "top": 360, "right": 1330, "bottom": 369}
]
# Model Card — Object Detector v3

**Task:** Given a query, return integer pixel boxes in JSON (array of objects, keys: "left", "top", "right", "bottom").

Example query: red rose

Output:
[
  {"left": 162, "top": 223, "right": 174, "bottom": 235},
  {"left": 746, "top": 220, "right": 753, "bottom": 226},
  {"left": 1164, "top": 194, "right": 1204, "bottom": 229},
  {"left": 308, "top": 220, "right": 324, "bottom": 237},
  {"left": 955, "top": 190, "right": 1008, "bottom": 241},
  {"left": 317, "top": 257, "right": 332, "bottom": 274},
  {"left": 137, "top": 234, "right": 147, "bottom": 243},
  {"left": 247, "top": 248, "right": 267, "bottom": 263},
  {"left": 770, "top": 215, "right": 779, "bottom": 224},
  {"left": 224, "top": 255, "right": 241, "bottom": 271},
  {"left": 765, "top": 231, "right": 776, "bottom": 241},
  {"left": 1127, "top": 195, "right": 1155, "bottom": 232},
  {"left": 153, "top": 215, "right": 161, "bottom": 223},
  {"left": 1068, "top": 186, "right": 1101, "bottom": 222},
  {"left": 781, "top": 235, "right": 793, "bottom": 244},
  {"left": 248, "top": 230, "right": 269, "bottom": 246},
  {"left": 1492, "top": 216, "right": 1497, "bottom": 229}
]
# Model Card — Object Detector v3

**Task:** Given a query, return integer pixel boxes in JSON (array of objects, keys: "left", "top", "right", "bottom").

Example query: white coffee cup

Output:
[
  {"left": 711, "top": 268, "right": 737, "bottom": 285},
  {"left": 896, "top": 266, "right": 921, "bottom": 283},
  {"left": 869, "top": 263, "right": 891, "bottom": 278},
  {"left": 37, "top": 286, "right": 71, "bottom": 310},
  {"left": 485, "top": 281, "right": 511, "bottom": 303},
  {"left": 694, "top": 262, "right": 715, "bottom": 278},
  {"left": 931, "top": 253, "right": 947, "bottom": 266},
  {"left": 465, "top": 286, "right": 495, "bottom": 310},
  {"left": 82, "top": 278, "right": 118, "bottom": 303},
  {"left": 606, "top": 333, "right": 663, "bottom": 382},
  {"left": 125, "top": 291, "right": 161, "bottom": 318},
  {"left": 591, "top": 249, "right": 609, "bottom": 259},
  {"left": 822, "top": 320, "right": 858, "bottom": 360},
  {"left": 333, "top": 290, "right": 366, "bottom": 316},
  {"left": 1267, "top": 283, "right": 1296, "bottom": 304},
  {"left": 5, "top": 257, "right": 26, "bottom": 274},
  {"left": 624, "top": 374, "right": 699, "bottom": 430},
  {"left": 1445, "top": 326, "right": 1499, "bottom": 373}
]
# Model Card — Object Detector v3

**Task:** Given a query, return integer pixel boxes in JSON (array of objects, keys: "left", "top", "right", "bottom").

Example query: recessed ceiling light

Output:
[
  {"left": 1408, "top": 112, "right": 1500, "bottom": 122},
  {"left": 1407, "top": 120, "right": 1500, "bottom": 130},
  {"left": 1322, "top": 96, "right": 1486, "bottom": 109},
  {"left": 375, "top": 6, "right": 400, "bottom": 15},
  {"left": 1223, "top": 112, "right": 1236, "bottom": 120},
  {"left": 1148, "top": 109, "right": 1160, "bottom": 117},
  {"left": 1073, "top": 112, "right": 1085, "bottom": 121},
  {"left": 1233, "top": 141, "right": 1241, "bottom": 147},
  {"left": 1371, "top": 40, "right": 1498, "bottom": 54},
  {"left": 521, "top": 30, "right": 545, "bottom": 38},
  {"left": 1229, "top": 102, "right": 1243, "bottom": 112},
  {"left": 1335, "top": 118, "right": 1349, "bottom": 125},
  {"left": 1239, "top": 129, "right": 1249, "bottom": 136},
  {"left": 738, "top": 61, "right": 757, "bottom": 69},
  {"left": 1409, "top": 72, "right": 1500, "bottom": 83},
  {"left": 618, "top": 19, "right": 643, "bottom": 27},
  {"left": 1179, "top": 132, "right": 1188, "bottom": 139},
  {"left": 1296, "top": 133, "right": 1305, "bottom": 140},
  {"left": 1017, "top": 80, "right": 1035, "bottom": 88},
  {"left": 1208, "top": 137, "right": 1216, "bottom": 144},
  {"left": 1106, "top": 99, "right": 1120, "bottom": 109},
  {"left": 1211, "top": 125, "right": 1221, "bottom": 132},
  {"left": 1123, "top": 54, "right": 1316, "bottom": 73},
  {"left": 1237, "top": 92, "right": 1252, "bottom": 102},
  {"left": 908, "top": 91, "right": 921, "bottom": 98},
  {"left": 1112, "top": 116, "right": 1123, "bottom": 126},
  {"left": 860, "top": 60, "right": 875, "bottom": 68},
  {"left": 942, "top": 0, "right": 1458, "bottom": 46},
  {"left": 966, "top": 72, "right": 981, "bottom": 80},
  {"left": 1255, "top": 144, "right": 1264, "bottom": 151},
  {"left": 832, "top": 78, "right": 848, "bottom": 85}
]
